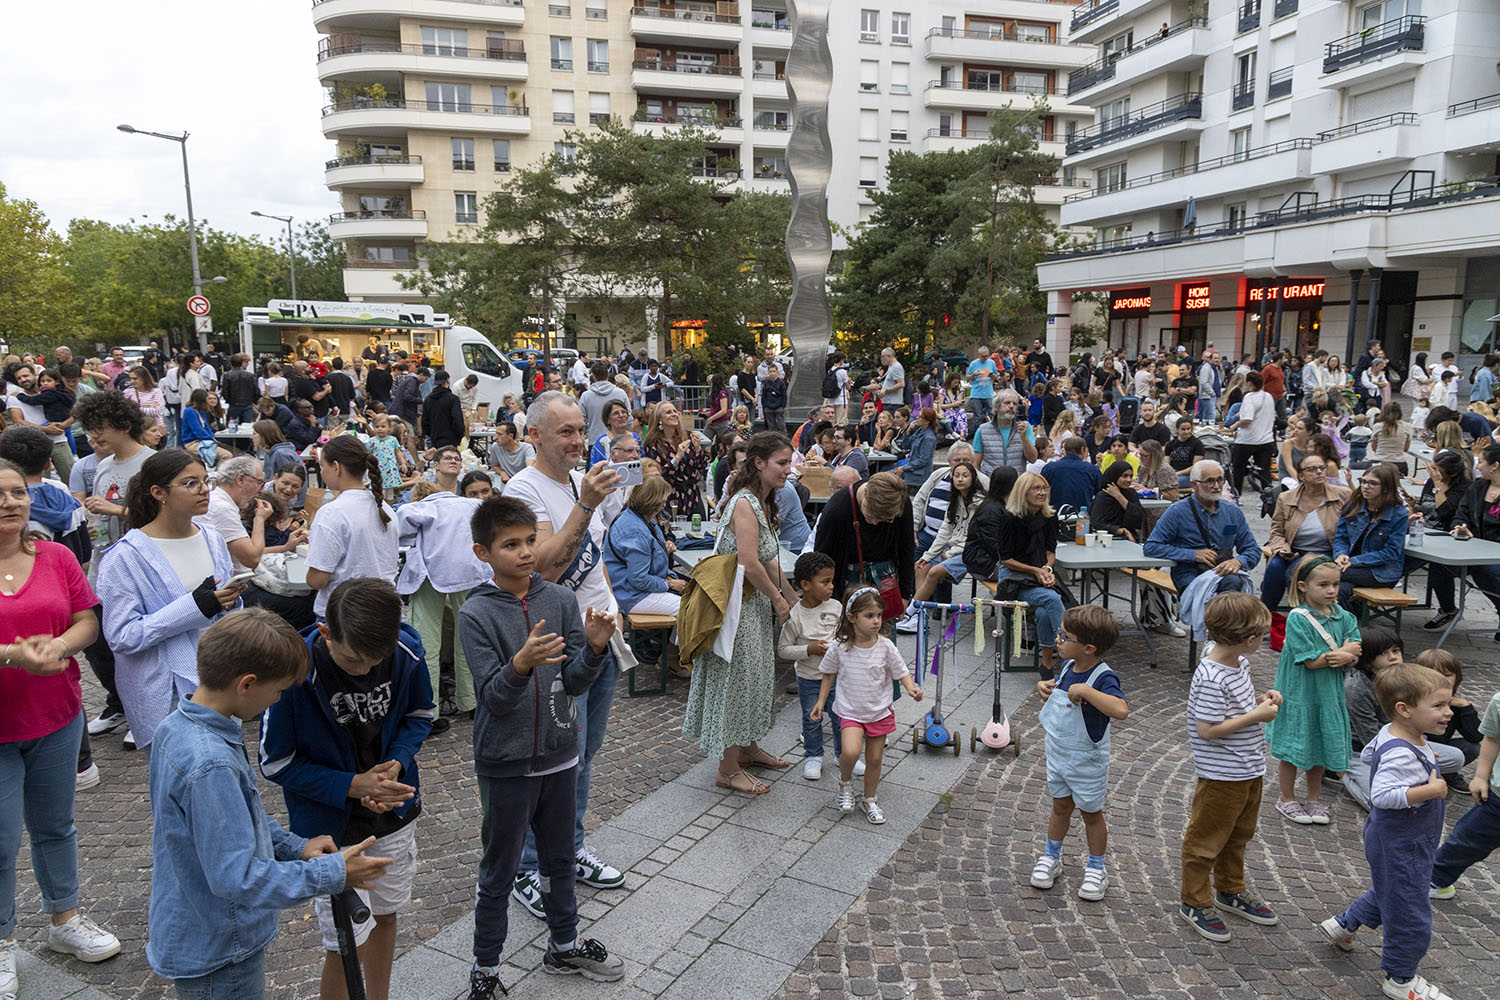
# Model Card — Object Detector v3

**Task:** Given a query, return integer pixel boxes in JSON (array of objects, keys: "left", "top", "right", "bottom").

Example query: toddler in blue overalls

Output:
[
  {"left": 1319, "top": 664, "right": 1455, "bottom": 1000},
  {"left": 1029, "top": 606, "right": 1127, "bottom": 902}
]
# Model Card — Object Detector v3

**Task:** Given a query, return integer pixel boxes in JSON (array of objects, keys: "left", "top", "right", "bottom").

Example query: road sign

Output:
[
  {"left": 195, "top": 316, "right": 213, "bottom": 334},
  {"left": 187, "top": 295, "right": 211, "bottom": 316}
]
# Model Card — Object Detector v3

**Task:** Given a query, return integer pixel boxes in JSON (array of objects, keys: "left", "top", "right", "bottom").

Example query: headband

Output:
[
  {"left": 1295, "top": 554, "right": 1336, "bottom": 581},
  {"left": 846, "top": 587, "right": 880, "bottom": 610}
]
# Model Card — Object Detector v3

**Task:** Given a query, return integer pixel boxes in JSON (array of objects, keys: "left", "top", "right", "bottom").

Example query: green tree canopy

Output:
[{"left": 0, "top": 182, "right": 78, "bottom": 355}]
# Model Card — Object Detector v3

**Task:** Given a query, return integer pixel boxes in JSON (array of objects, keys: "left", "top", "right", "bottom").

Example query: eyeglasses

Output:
[
  {"left": 1300, "top": 465, "right": 1326, "bottom": 474},
  {"left": 1056, "top": 631, "right": 1078, "bottom": 645},
  {"left": 172, "top": 478, "right": 211, "bottom": 493},
  {"left": 1196, "top": 476, "right": 1225, "bottom": 486}
]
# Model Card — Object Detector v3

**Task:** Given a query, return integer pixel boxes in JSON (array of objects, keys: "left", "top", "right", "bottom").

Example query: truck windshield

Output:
[{"left": 463, "top": 341, "right": 509, "bottom": 378}]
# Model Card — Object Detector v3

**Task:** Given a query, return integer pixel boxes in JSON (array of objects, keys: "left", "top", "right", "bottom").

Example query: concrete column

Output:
[
  {"left": 1344, "top": 269, "right": 1364, "bottom": 365},
  {"left": 1047, "top": 290, "right": 1073, "bottom": 364}
]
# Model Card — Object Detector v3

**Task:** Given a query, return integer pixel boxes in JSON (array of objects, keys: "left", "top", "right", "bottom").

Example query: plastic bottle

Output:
[{"left": 1076, "top": 506, "right": 1090, "bottom": 545}]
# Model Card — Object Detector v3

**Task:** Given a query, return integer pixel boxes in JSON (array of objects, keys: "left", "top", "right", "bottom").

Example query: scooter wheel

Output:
[
  {"left": 953, "top": 738, "right": 961, "bottom": 758},
  {"left": 969, "top": 726, "right": 977, "bottom": 753},
  {"left": 912, "top": 728, "right": 919, "bottom": 753},
  {"left": 1011, "top": 737, "right": 1022, "bottom": 758}
]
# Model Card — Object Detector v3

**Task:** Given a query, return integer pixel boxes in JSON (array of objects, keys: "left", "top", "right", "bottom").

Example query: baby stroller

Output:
[{"left": 1196, "top": 430, "right": 1232, "bottom": 470}]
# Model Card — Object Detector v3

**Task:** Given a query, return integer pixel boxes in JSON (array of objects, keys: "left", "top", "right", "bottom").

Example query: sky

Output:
[{"left": 1, "top": 1, "right": 334, "bottom": 243}]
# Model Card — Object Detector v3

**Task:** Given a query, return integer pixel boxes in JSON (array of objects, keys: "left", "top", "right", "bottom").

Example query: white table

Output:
[
  {"left": 1404, "top": 533, "right": 1500, "bottom": 647},
  {"left": 1140, "top": 497, "right": 1173, "bottom": 512},
  {"left": 673, "top": 545, "right": 798, "bottom": 577},
  {"left": 1053, "top": 540, "right": 1173, "bottom": 668},
  {"left": 865, "top": 449, "right": 900, "bottom": 470},
  {"left": 214, "top": 427, "right": 256, "bottom": 454}
]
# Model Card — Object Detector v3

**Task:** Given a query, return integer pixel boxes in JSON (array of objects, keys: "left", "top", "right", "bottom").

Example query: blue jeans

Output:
[
  {"left": 226, "top": 404, "right": 256, "bottom": 425},
  {"left": 0, "top": 712, "right": 82, "bottom": 938},
  {"left": 174, "top": 950, "right": 265, "bottom": 1000},
  {"left": 796, "top": 676, "right": 842, "bottom": 758},
  {"left": 995, "top": 567, "right": 1063, "bottom": 665},
  {"left": 1431, "top": 782, "right": 1500, "bottom": 889},
  {"left": 521, "top": 652, "right": 618, "bottom": 869},
  {"left": 1197, "top": 398, "right": 1217, "bottom": 424},
  {"left": 1260, "top": 552, "right": 1320, "bottom": 609}
]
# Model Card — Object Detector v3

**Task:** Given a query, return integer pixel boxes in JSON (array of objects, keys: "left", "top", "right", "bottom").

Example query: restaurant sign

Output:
[{"left": 1109, "top": 287, "right": 1152, "bottom": 316}]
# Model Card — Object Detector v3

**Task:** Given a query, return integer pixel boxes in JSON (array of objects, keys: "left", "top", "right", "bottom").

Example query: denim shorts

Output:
[{"left": 936, "top": 554, "right": 969, "bottom": 583}]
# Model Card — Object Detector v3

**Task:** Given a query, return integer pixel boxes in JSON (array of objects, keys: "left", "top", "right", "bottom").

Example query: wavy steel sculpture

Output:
[{"left": 784, "top": 0, "right": 834, "bottom": 413}]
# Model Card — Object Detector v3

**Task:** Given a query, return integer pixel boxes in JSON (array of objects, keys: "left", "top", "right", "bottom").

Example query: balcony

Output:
[
  {"left": 1323, "top": 16, "right": 1424, "bottom": 74},
  {"left": 312, "top": 0, "right": 524, "bottom": 33},
  {"left": 924, "top": 27, "right": 1092, "bottom": 72},
  {"left": 1237, "top": 1, "right": 1261, "bottom": 34},
  {"left": 324, "top": 154, "right": 424, "bottom": 188},
  {"left": 630, "top": 5, "right": 742, "bottom": 45},
  {"left": 328, "top": 209, "right": 428, "bottom": 241},
  {"left": 316, "top": 40, "right": 527, "bottom": 83},
  {"left": 750, "top": 18, "right": 791, "bottom": 49},
  {"left": 1065, "top": 93, "right": 1203, "bottom": 157},
  {"left": 1232, "top": 81, "right": 1254, "bottom": 112},
  {"left": 632, "top": 112, "right": 745, "bottom": 143},
  {"left": 751, "top": 70, "right": 787, "bottom": 98},
  {"left": 1447, "top": 94, "right": 1500, "bottom": 154},
  {"left": 321, "top": 98, "right": 532, "bottom": 137},
  {"left": 1067, "top": 17, "right": 1209, "bottom": 100},
  {"left": 1310, "top": 112, "right": 1418, "bottom": 174},
  {"left": 922, "top": 127, "right": 1059, "bottom": 153},
  {"left": 342, "top": 259, "right": 420, "bottom": 300},
  {"left": 633, "top": 58, "right": 743, "bottom": 96},
  {"left": 925, "top": 80, "right": 1090, "bottom": 117},
  {"left": 1070, "top": 0, "right": 1117, "bottom": 34},
  {"left": 1268, "top": 66, "right": 1292, "bottom": 100}
]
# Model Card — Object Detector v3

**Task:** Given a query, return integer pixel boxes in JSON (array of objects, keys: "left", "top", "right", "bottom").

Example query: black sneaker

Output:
[
  {"left": 429, "top": 717, "right": 452, "bottom": 735},
  {"left": 542, "top": 938, "right": 625, "bottom": 981},
  {"left": 1213, "top": 890, "right": 1278, "bottom": 926},
  {"left": 1423, "top": 612, "right": 1456, "bottom": 631},
  {"left": 467, "top": 966, "right": 508, "bottom": 999}
]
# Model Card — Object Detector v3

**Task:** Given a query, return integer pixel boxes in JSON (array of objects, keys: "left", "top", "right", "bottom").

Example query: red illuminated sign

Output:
[
  {"left": 1180, "top": 283, "right": 1212, "bottom": 311},
  {"left": 1109, "top": 287, "right": 1152, "bottom": 315},
  {"left": 1248, "top": 279, "right": 1326, "bottom": 303}
]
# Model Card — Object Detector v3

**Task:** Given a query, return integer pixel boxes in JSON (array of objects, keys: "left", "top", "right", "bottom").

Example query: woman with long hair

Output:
[
  {"left": 1136, "top": 438, "right": 1179, "bottom": 504},
  {"left": 1368, "top": 401, "right": 1410, "bottom": 475},
  {"left": 1048, "top": 409, "right": 1079, "bottom": 445},
  {"left": 1332, "top": 462, "right": 1409, "bottom": 612},
  {"left": 1431, "top": 420, "right": 1469, "bottom": 469},
  {"left": 178, "top": 388, "right": 217, "bottom": 469},
  {"left": 1279, "top": 415, "right": 1314, "bottom": 483},
  {"left": 1263, "top": 452, "right": 1350, "bottom": 612},
  {"left": 124, "top": 366, "right": 165, "bottom": 430},
  {"left": 901, "top": 407, "right": 939, "bottom": 489},
  {"left": 939, "top": 374, "right": 968, "bottom": 442},
  {"left": 643, "top": 401, "right": 709, "bottom": 517},
  {"left": 902, "top": 461, "right": 983, "bottom": 624},
  {"left": 175, "top": 355, "right": 205, "bottom": 399},
  {"left": 704, "top": 373, "right": 731, "bottom": 429},
  {"left": 303, "top": 435, "right": 396, "bottom": 620},
  {"left": 684, "top": 431, "right": 799, "bottom": 796},
  {"left": 1412, "top": 448, "right": 1472, "bottom": 630},
  {"left": 96, "top": 450, "right": 242, "bottom": 753},
  {"left": 994, "top": 472, "right": 1066, "bottom": 677},
  {"left": 1402, "top": 351, "right": 1432, "bottom": 404}
]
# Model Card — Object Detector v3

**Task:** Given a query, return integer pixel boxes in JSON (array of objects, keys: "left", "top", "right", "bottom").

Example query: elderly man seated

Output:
[{"left": 1144, "top": 459, "right": 1261, "bottom": 596}]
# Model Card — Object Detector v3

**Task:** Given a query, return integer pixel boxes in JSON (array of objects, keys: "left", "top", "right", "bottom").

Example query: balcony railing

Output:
[
  {"left": 1238, "top": 1, "right": 1261, "bottom": 34},
  {"left": 321, "top": 98, "right": 530, "bottom": 117},
  {"left": 634, "top": 111, "right": 744, "bottom": 128},
  {"left": 1063, "top": 138, "right": 1315, "bottom": 203},
  {"left": 347, "top": 259, "right": 417, "bottom": 270},
  {"left": 1449, "top": 93, "right": 1500, "bottom": 117},
  {"left": 630, "top": 5, "right": 740, "bottom": 25},
  {"left": 1324, "top": 16, "right": 1425, "bottom": 74},
  {"left": 927, "top": 79, "right": 1059, "bottom": 97},
  {"left": 751, "top": 17, "right": 791, "bottom": 31},
  {"left": 1066, "top": 93, "right": 1202, "bottom": 155},
  {"left": 330, "top": 209, "right": 426, "bottom": 222},
  {"left": 325, "top": 154, "right": 423, "bottom": 169},
  {"left": 1268, "top": 66, "right": 1293, "bottom": 100},
  {"left": 1274, "top": 0, "right": 1298, "bottom": 17},
  {"left": 633, "top": 58, "right": 742, "bottom": 76},
  {"left": 1070, "top": 0, "right": 1118, "bottom": 34},
  {"left": 926, "top": 26, "right": 1058, "bottom": 45},
  {"left": 587, "top": 60, "right": 609, "bottom": 72},
  {"left": 1067, "top": 17, "right": 1207, "bottom": 95},
  {"left": 551, "top": 58, "right": 573, "bottom": 70},
  {"left": 317, "top": 40, "right": 525, "bottom": 61},
  {"left": 752, "top": 118, "right": 789, "bottom": 131},
  {"left": 927, "top": 127, "right": 1059, "bottom": 143},
  {"left": 1232, "top": 81, "right": 1255, "bottom": 111},
  {"left": 1316, "top": 111, "right": 1418, "bottom": 142},
  {"left": 751, "top": 70, "right": 785, "bottom": 81}
]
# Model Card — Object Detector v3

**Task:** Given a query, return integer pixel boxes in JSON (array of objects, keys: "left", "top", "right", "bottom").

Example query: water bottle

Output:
[
  {"left": 1408, "top": 512, "right": 1424, "bottom": 549},
  {"left": 1076, "top": 506, "right": 1090, "bottom": 545}
]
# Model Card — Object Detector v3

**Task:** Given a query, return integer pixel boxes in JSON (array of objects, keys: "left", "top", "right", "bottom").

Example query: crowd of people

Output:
[{"left": 3, "top": 332, "right": 1500, "bottom": 1000}]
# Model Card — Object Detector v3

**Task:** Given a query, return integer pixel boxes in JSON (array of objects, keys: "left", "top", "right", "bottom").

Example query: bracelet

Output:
[{"left": 577, "top": 500, "right": 596, "bottom": 514}]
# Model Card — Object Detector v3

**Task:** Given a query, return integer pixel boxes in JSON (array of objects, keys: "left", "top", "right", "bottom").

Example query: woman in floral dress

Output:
[
  {"left": 683, "top": 431, "right": 799, "bottom": 795},
  {"left": 644, "top": 401, "right": 710, "bottom": 517}
]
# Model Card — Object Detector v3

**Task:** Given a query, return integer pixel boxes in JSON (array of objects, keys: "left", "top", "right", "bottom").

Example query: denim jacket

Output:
[
  {"left": 1333, "top": 502, "right": 1409, "bottom": 584},
  {"left": 148, "top": 699, "right": 345, "bottom": 980}
]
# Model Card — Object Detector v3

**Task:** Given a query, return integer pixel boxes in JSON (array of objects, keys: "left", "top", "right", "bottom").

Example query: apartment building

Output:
[{"left": 1035, "top": 0, "right": 1500, "bottom": 370}]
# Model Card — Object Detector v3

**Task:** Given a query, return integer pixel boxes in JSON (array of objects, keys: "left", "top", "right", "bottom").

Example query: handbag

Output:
[{"left": 849, "top": 485, "right": 906, "bottom": 621}]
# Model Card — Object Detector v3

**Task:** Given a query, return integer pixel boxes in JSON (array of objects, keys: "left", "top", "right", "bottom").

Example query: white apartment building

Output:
[
  {"left": 314, "top": 0, "right": 1098, "bottom": 353},
  {"left": 1036, "top": 0, "right": 1500, "bottom": 370}
]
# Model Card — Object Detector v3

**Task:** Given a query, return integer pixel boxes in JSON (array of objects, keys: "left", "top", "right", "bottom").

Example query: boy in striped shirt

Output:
[{"left": 1179, "top": 593, "right": 1284, "bottom": 942}]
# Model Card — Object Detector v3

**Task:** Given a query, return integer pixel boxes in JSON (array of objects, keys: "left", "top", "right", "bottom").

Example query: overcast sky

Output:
[{"left": 2, "top": 2, "right": 333, "bottom": 243}]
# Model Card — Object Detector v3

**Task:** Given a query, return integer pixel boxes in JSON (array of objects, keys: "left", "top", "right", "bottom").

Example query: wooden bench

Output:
[
  {"left": 625, "top": 613, "right": 678, "bottom": 697},
  {"left": 1351, "top": 587, "right": 1419, "bottom": 631}
]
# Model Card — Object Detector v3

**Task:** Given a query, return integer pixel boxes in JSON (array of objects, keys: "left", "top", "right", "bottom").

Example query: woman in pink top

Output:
[{"left": 124, "top": 367, "right": 166, "bottom": 429}]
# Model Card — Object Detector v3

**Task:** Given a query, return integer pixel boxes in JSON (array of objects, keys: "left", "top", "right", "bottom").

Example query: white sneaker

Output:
[
  {"left": 86, "top": 711, "right": 126, "bottom": 736},
  {"left": 46, "top": 913, "right": 121, "bottom": 962},
  {"left": 894, "top": 609, "right": 921, "bottom": 634},
  {"left": 1151, "top": 620, "right": 1188, "bottom": 638},
  {"left": 575, "top": 846, "right": 624, "bottom": 889},
  {"left": 76, "top": 764, "right": 100, "bottom": 791},
  {"left": 1030, "top": 854, "right": 1061, "bottom": 889},
  {"left": 0, "top": 938, "right": 16, "bottom": 1000},
  {"left": 121, "top": 730, "right": 137, "bottom": 752},
  {"left": 836, "top": 783, "right": 855, "bottom": 813},
  {"left": 853, "top": 758, "right": 867, "bottom": 777},
  {"left": 802, "top": 756, "right": 823, "bottom": 780},
  {"left": 1078, "top": 866, "right": 1109, "bottom": 901},
  {"left": 1382, "top": 975, "right": 1455, "bottom": 1000},
  {"left": 1430, "top": 883, "right": 1456, "bottom": 900},
  {"left": 1319, "top": 916, "right": 1356, "bottom": 952}
]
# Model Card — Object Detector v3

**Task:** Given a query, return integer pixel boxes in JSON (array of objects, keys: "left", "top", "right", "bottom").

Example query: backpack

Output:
[{"left": 822, "top": 366, "right": 840, "bottom": 399}]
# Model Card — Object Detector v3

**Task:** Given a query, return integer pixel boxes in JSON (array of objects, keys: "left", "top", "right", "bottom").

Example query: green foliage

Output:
[{"left": 0, "top": 183, "right": 78, "bottom": 355}]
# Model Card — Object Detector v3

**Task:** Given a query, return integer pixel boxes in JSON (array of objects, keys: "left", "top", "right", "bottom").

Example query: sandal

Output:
[
  {"left": 738, "top": 746, "right": 791, "bottom": 770},
  {"left": 716, "top": 768, "right": 770, "bottom": 795}
]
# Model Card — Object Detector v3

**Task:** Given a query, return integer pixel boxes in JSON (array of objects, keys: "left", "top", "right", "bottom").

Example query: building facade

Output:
[{"left": 1035, "top": 0, "right": 1500, "bottom": 371}]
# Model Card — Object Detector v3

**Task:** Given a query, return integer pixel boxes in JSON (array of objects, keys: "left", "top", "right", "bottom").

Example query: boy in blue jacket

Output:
[
  {"left": 259, "top": 578, "right": 435, "bottom": 1000},
  {"left": 149, "top": 608, "right": 391, "bottom": 998},
  {"left": 459, "top": 497, "right": 624, "bottom": 998}
]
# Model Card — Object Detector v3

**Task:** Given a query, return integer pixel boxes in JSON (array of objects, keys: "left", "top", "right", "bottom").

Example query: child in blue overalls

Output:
[
  {"left": 1029, "top": 606, "right": 1127, "bottom": 903},
  {"left": 1319, "top": 663, "right": 1455, "bottom": 1000}
]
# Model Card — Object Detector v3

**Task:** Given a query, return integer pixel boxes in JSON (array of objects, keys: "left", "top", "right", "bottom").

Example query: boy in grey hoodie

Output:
[
  {"left": 579, "top": 362, "right": 629, "bottom": 443},
  {"left": 459, "top": 496, "right": 624, "bottom": 997}
]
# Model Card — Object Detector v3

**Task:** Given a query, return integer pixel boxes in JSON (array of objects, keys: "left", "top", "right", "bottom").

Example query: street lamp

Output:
[{"left": 252, "top": 211, "right": 297, "bottom": 303}]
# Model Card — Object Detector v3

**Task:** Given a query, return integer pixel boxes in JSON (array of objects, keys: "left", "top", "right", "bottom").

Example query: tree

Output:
[{"left": 0, "top": 183, "right": 79, "bottom": 355}]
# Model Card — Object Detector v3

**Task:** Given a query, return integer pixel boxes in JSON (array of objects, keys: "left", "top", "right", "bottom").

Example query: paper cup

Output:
[
  {"left": 1099, "top": 532, "right": 1113, "bottom": 548},
  {"left": 1084, "top": 532, "right": 1098, "bottom": 547}
]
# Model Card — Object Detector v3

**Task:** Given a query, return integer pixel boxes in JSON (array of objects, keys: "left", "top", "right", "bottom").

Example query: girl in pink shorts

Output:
[{"left": 811, "top": 588, "right": 923, "bottom": 824}]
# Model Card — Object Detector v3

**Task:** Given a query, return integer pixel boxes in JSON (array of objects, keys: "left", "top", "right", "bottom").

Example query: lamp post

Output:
[{"left": 252, "top": 211, "right": 297, "bottom": 303}]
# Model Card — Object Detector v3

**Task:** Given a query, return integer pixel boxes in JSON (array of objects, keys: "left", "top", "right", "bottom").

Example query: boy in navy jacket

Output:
[{"left": 259, "top": 578, "right": 435, "bottom": 1000}]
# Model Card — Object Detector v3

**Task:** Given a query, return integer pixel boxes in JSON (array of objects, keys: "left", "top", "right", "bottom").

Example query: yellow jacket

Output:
[{"left": 678, "top": 553, "right": 749, "bottom": 663}]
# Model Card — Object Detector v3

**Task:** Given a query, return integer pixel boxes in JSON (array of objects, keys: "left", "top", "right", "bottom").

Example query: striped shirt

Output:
[
  {"left": 1187, "top": 656, "right": 1266, "bottom": 781},
  {"left": 819, "top": 636, "right": 909, "bottom": 724}
]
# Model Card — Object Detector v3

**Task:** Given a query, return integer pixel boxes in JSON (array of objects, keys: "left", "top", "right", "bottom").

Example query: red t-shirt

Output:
[{"left": 0, "top": 541, "right": 98, "bottom": 742}]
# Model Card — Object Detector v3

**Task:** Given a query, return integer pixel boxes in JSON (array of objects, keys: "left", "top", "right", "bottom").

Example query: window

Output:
[
  {"left": 493, "top": 139, "right": 511, "bottom": 171},
  {"left": 554, "top": 141, "right": 577, "bottom": 162},
  {"left": 1226, "top": 202, "right": 1248, "bottom": 230},
  {"left": 754, "top": 154, "right": 787, "bottom": 176},
  {"left": 1095, "top": 162, "right": 1126, "bottom": 193},
  {"left": 1012, "top": 71, "right": 1049, "bottom": 95},
  {"left": 553, "top": 90, "right": 575, "bottom": 123},
  {"left": 1101, "top": 223, "right": 1132, "bottom": 248},
  {"left": 462, "top": 341, "right": 507, "bottom": 378},
  {"left": 1016, "top": 22, "right": 1051, "bottom": 42},
  {"left": 1065, "top": 120, "right": 1077, "bottom": 141},
  {"left": 1233, "top": 52, "right": 1256, "bottom": 109},
  {"left": 551, "top": 37, "right": 573, "bottom": 70},
  {"left": 588, "top": 92, "right": 610, "bottom": 124},
  {"left": 425, "top": 82, "right": 472, "bottom": 112},
  {"left": 1231, "top": 126, "right": 1253, "bottom": 161},
  {"left": 891, "top": 12, "right": 910, "bottom": 44},
  {"left": 491, "top": 85, "right": 517, "bottom": 112},
  {"left": 549, "top": 3, "right": 571, "bottom": 16},
  {"left": 455, "top": 192, "right": 478, "bottom": 224},
  {"left": 1101, "top": 31, "right": 1133, "bottom": 59},
  {"left": 1100, "top": 97, "right": 1130, "bottom": 128},
  {"left": 890, "top": 111, "right": 908, "bottom": 142},
  {"left": 451, "top": 137, "right": 475, "bottom": 170},
  {"left": 859, "top": 156, "right": 878, "bottom": 187},
  {"left": 1359, "top": 0, "right": 1419, "bottom": 29},
  {"left": 421, "top": 26, "right": 468, "bottom": 55},
  {"left": 941, "top": 15, "right": 955, "bottom": 35},
  {"left": 938, "top": 64, "right": 954, "bottom": 87},
  {"left": 860, "top": 9, "right": 878, "bottom": 41},
  {"left": 967, "top": 69, "right": 1002, "bottom": 91},
  {"left": 859, "top": 108, "right": 878, "bottom": 141},
  {"left": 586, "top": 38, "right": 608, "bottom": 72},
  {"left": 859, "top": 60, "right": 878, "bottom": 92},
  {"left": 754, "top": 109, "right": 790, "bottom": 130},
  {"left": 363, "top": 246, "right": 411, "bottom": 263},
  {"left": 586, "top": 0, "right": 606, "bottom": 18},
  {"left": 359, "top": 194, "right": 406, "bottom": 214},
  {"left": 367, "top": 142, "right": 403, "bottom": 160},
  {"left": 890, "top": 61, "right": 909, "bottom": 94},
  {"left": 937, "top": 114, "right": 953, "bottom": 137}
]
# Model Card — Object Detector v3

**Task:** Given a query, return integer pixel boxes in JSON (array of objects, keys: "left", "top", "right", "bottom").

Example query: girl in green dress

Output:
[
  {"left": 683, "top": 431, "right": 800, "bottom": 795},
  {"left": 1267, "top": 555, "right": 1363, "bottom": 826}
]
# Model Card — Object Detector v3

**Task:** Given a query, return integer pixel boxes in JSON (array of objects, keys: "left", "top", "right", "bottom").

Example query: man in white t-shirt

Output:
[
  {"left": 193, "top": 456, "right": 271, "bottom": 573},
  {"left": 1230, "top": 370, "right": 1276, "bottom": 495},
  {"left": 868, "top": 347, "right": 906, "bottom": 408},
  {"left": 501, "top": 390, "right": 627, "bottom": 917}
]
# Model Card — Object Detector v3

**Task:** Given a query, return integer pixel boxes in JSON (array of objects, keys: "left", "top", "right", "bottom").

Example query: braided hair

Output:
[{"left": 320, "top": 435, "right": 391, "bottom": 527}]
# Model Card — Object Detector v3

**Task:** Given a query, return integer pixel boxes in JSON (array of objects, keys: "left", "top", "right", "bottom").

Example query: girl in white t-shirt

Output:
[
  {"left": 304, "top": 436, "right": 397, "bottom": 618},
  {"left": 811, "top": 588, "right": 923, "bottom": 825}
]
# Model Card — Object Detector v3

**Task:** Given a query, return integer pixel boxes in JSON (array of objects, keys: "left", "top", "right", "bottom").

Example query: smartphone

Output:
[
  {"left": 221, "top": 571, "right": 257, "bottom": 589},
  {"left": 608, "top": 460, "right": 643, "bottom": 489}
]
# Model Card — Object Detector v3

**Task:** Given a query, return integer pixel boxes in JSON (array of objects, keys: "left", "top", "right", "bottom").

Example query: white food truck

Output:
[{"left": 238, "top": 300, "right": 522, "bottom": 407}]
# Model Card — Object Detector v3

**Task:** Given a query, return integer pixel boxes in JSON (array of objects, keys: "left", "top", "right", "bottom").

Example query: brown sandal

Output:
[
  {"left": 738, "top": 746, "right": 791, "bottom": 770},
  {"left": 715, "top": 768, "right": 770, "bottom": 795}
]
